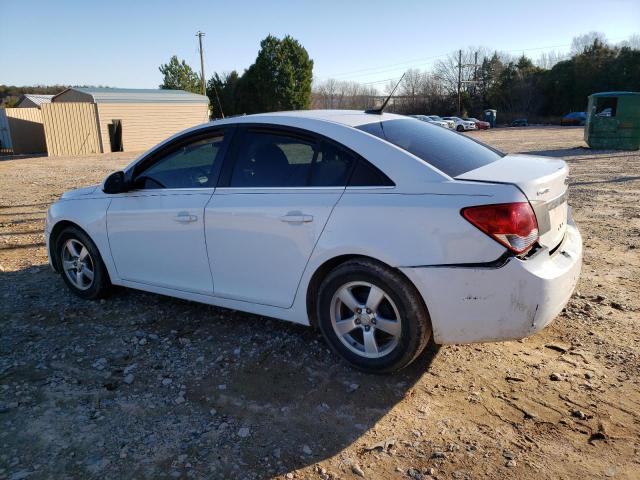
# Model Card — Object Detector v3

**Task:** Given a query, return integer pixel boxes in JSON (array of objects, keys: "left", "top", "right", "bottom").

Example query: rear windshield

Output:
[{"left": 357, "top": 118, "right": 503, "bottom": 177}]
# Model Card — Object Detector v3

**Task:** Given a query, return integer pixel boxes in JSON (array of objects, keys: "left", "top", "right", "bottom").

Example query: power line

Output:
[
  {"left": 327, "top": 52, "right": 450, "bottom": 78},
  {"left": 322, "top": 36, "right": 630, "bottom": 83}
]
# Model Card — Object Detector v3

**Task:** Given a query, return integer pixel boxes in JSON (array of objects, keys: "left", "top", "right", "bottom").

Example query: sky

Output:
[{"left": 1, "top": 0, "right": 638, "bottom": 89}]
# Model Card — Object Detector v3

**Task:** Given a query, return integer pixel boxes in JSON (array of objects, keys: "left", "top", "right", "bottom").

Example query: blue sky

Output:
[{"left": 1, "top": 0, "right": 638, "bottom": 88}]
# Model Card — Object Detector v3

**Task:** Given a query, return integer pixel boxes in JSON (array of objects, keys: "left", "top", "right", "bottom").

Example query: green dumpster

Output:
[{"left": 585, "top": 91, "right": 640, "bottom": 150}]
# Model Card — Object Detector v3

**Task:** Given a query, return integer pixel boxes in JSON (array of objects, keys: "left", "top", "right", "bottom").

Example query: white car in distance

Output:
[
  {"left": 410, "top": 114, "right": 449, "bottom": 128},
  {"left": 427, "top": 115, "right": 455, "bottom": 129},
  {"left": 443, "top": 116, "right": 477, "bottom": 132},
  {"left": 46, "top": 111, "right": 582, "bottom": 372}
]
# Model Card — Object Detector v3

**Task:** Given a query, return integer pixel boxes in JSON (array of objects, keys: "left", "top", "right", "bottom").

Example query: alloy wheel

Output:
[
  {"left": 61, "top": 238, "right": 95, "bottom": 291},
  {"left": 330, "top": 281, "right": 402, "bottom": 359}
]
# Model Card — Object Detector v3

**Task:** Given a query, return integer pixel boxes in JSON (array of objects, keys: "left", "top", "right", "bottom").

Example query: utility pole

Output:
[
  {"left": 473, "top": 51, "right": 478, "bottom": 96},
  {"left": 456, "top": 50, "right": 480, "bottom": 116},
  {"left": 196, "top": 31, "right": 206, "bottom": 96},
  {"left": 457, "top": 49, "right": 462, "bottom": 115}
]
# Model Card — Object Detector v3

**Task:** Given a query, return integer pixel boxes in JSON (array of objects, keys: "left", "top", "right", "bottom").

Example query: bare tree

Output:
[
  {"left": 536, "top": 50, "right": 568, "bottom": 69},
  {"left": 312, "top": 78, "right": 378, "bottom": 110},
  {"left": 570, "top": 31, "right": 608, "bottom": 55},
  {"left": 618, "top": 34, "right": 640, "bottom": 50}
]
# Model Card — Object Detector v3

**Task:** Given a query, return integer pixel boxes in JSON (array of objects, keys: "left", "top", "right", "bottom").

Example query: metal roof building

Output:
[
  {"left": 16, "top": 94, "right": 54, "bottom": 108},
  {"left": 42, "top": 87, "right": 210, "bottom": 156},
  {"left": 53, "top": 87, "right": 208, "bottom": 104}
]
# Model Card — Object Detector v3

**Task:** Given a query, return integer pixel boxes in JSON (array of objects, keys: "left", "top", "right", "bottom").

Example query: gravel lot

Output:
[{"left": 1, "top": 126, "right": 639, "bottom": 479}]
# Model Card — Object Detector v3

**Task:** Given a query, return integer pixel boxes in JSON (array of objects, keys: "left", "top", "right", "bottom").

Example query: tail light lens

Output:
[{"left": 461, "top": 202, "right": 539, "bottom": 254}]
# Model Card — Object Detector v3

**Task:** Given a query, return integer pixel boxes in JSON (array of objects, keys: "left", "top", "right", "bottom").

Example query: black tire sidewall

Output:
[
  {"left": 317, "top": 261, "right": 429, "bottom": 373},
  {"left": 56, "top": 227, "right": 110, "bottom": 300}
]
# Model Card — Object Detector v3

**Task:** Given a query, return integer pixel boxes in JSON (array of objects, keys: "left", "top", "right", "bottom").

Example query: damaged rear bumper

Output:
[{"left": 401, "top": 215, "right": 582, "bottom": 344}]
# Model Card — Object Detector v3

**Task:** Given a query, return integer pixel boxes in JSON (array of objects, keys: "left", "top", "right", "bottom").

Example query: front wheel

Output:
[
  {"left": 456, "top": 125, "right": 464, "bottom": 132},
  {"left": 317, "top": 259, "right": 431, "bottom": 373},
  {"left": 56, "top": 226, "right": 111, "bottom": 299}
]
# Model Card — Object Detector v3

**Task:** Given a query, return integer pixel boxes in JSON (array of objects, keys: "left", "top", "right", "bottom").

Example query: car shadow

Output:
[
  {"left": 519, "top": 147, "right": 634, "bottom": 158},
  {"left": 572, "top": 176, "right": 640, "bottom": 186},
  {"left": 0, "top": 265, "right": 441, "bottom": 479}
]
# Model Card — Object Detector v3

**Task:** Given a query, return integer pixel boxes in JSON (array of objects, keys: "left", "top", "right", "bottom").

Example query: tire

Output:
[
  {"left": 456, "top": 125, "right": 464, "bottom": 132},
  {"left": 316, "top": 258, "right": 431, "bottom": 373},
  {"left": 55, "top": 226, "right": 111, "bottom": 300}
]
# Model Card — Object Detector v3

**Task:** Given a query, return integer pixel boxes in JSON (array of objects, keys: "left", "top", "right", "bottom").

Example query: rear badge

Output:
[{"left": 536, "top": 187, "right": 550, "bottom": 196}]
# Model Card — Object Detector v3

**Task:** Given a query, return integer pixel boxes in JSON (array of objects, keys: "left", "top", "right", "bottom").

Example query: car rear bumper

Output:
[{"left": 401, "top": 213, "right": 582, "bottom": 344}]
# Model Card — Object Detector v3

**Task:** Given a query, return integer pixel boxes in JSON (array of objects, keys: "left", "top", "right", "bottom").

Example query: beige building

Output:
[
  {"left": 0, "top": 94, "right": 53, "bottom": 154},
  {"left": 0, "top": 107, "right": 47, "bottom": 154},
  {"left": 43, "top": 87, "right": 209, "bottom": 156}
]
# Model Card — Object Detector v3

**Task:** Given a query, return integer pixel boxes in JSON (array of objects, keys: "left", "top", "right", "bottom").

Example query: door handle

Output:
[
  {"left": 175, "top": 212, "right": 198, "bottom": 223},
  {"left": 280, "top": 213, "right": 313, "bottom": 224}
]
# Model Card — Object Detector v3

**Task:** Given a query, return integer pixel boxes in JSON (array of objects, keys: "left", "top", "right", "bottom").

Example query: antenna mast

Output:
[{"left": 365, "top": 72, "right": 406, "bottom": 115}]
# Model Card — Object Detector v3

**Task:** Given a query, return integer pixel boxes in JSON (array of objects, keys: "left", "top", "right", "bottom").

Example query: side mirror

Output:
[{"left": 103, "top": 171, "right": 128, "bottom": 194}]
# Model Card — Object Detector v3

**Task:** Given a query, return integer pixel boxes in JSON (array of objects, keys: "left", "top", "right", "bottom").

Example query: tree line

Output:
[
  {"left": 160, "top": 32, "right": 639, "bottom": 122},
  {"left": 314, "top": 35, "right": 640, "bottom": 121}
]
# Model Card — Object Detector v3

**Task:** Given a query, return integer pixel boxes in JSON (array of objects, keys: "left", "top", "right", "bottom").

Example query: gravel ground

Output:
[{"left": 0, "top": 126, "right": 638, "bottom": 479}]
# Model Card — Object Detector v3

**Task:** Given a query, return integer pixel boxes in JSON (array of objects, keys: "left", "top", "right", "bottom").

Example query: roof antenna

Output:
[{"left": 365, "top": 72, "right": 405, "bottom": 115}]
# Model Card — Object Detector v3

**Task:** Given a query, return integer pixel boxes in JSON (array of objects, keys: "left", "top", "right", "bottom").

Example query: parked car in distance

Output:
[
  {"left": 560, "top": 112, "right": 587, "bottom": 126},
  {"left": 410, "top": 114, "right": 449, "bottom": 128},
  {"left": 442, "top": 116, "right": 477, "bottom": 132},
  {"left": 46, "top": 111, "right": 582, "bottom": 373},
  {"left": 511, "top": 118, "right": 529, "bottom": 127},
  {"left": 464, "top": 117, "right": 490, "bottom": 130},
  {"left": 427, "top": 115, "right": 455, "bottom": 129}
]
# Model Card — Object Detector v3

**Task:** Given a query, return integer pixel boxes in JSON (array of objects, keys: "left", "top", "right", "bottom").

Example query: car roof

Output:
[{"left": 213, "top": 110, "right": 406, "bottom": 128}]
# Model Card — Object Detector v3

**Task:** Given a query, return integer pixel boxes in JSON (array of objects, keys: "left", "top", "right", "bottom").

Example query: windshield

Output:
[{"left": 357, "top": 118, "right": 504, "bottom": 177}]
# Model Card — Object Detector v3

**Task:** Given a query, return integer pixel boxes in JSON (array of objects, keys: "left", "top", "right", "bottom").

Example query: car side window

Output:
[
  {"left": 135, "top": 132, "right": 226, "bottom": 189},
  {"left": 229, "top": 130, "right": 318, "bottom": 187},
  {"left": 309, "top": 141, "right": 355, "bottom": 187},
  {"left": 348, "top": 158, "right": 395, "bottom": 187}
]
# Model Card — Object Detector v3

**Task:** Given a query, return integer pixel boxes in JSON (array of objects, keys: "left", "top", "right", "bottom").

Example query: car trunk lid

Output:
[{"left": 456, "top": 154, "right": 568, "bottom": 250}]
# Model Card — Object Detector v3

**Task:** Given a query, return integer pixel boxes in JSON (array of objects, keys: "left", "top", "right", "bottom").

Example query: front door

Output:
[
  {"left": 205, "top": 126, "right": 356, "bottom": 308},
  {"left": 107, "top": 129, "right": 229, "bottom": 294}
]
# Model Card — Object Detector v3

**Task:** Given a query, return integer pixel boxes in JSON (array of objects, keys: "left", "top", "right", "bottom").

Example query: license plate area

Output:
[{"left": 548, "top": 201, "right": 567, "bottom": 235}]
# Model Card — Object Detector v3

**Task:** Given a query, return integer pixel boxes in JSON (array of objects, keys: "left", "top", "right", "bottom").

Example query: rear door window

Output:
[
  {"left": 227, "top": 128, "right": 360, "bottom": 188},
  {"left": 229, "top": 130, "right": 317, "bottom": 187},
  {"left": 357, "top": 118, "right": 503, "bottom": 177}
]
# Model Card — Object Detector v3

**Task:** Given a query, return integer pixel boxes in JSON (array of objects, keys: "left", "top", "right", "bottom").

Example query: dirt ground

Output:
[{"left": 0, "top": 126, "right": 638, "bottom": 480}]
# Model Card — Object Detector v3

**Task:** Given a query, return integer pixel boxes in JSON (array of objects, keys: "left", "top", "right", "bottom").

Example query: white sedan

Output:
[
  {"left": 442, "top": 116, "right": 477, "bottom": 132},
  {"left": 427, "top": 115, "right": 455, "bottom": 129},
  {"left": 45, "top": 111, "right": 582, "bottom": 372},
  {"left": 409, "top": 115, "right": 449, "bottom": 128}
]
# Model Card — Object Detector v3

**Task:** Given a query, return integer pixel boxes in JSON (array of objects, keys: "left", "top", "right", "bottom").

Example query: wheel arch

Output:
[
  {"left": 305, "top": 254, "right": 429, "bottom": 329},
  {"left": 49, "top": 220, "right": 99, "bottom": 274}
]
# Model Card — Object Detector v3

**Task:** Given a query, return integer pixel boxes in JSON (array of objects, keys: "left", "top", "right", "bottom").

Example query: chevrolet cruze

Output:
[{"left": 45, "top": 111, "right": 582, "bottom": 372}]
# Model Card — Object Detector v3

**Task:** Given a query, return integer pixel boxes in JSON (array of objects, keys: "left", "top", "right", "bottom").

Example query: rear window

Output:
[{"left": 357, "top": 118, "right": 503, "bottom": 177}]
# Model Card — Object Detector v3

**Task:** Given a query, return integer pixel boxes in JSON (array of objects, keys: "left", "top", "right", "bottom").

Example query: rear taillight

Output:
[{"left": 461, "top": 202, "right": 539, "bottom": 254}]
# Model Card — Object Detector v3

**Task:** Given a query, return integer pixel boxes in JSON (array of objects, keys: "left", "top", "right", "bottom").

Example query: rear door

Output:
[
  {"left": 205, "top": 126, "right": 355, "bottom": 308},
  {"left": 107, "top": 128, "right": 230, "bottom": 294}
]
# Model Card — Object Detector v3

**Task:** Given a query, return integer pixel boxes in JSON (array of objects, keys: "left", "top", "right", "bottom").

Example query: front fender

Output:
[{"left": 46, "top": 198, "right": 119, "bottom": 282}]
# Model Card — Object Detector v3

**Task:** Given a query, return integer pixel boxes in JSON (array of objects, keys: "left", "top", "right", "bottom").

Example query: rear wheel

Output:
[
  {"left": 56, "top": 226, "right": 111, "bottom": 299},
  {"left": 317, "top": 258, "right": 431, "bottom": 373}
]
